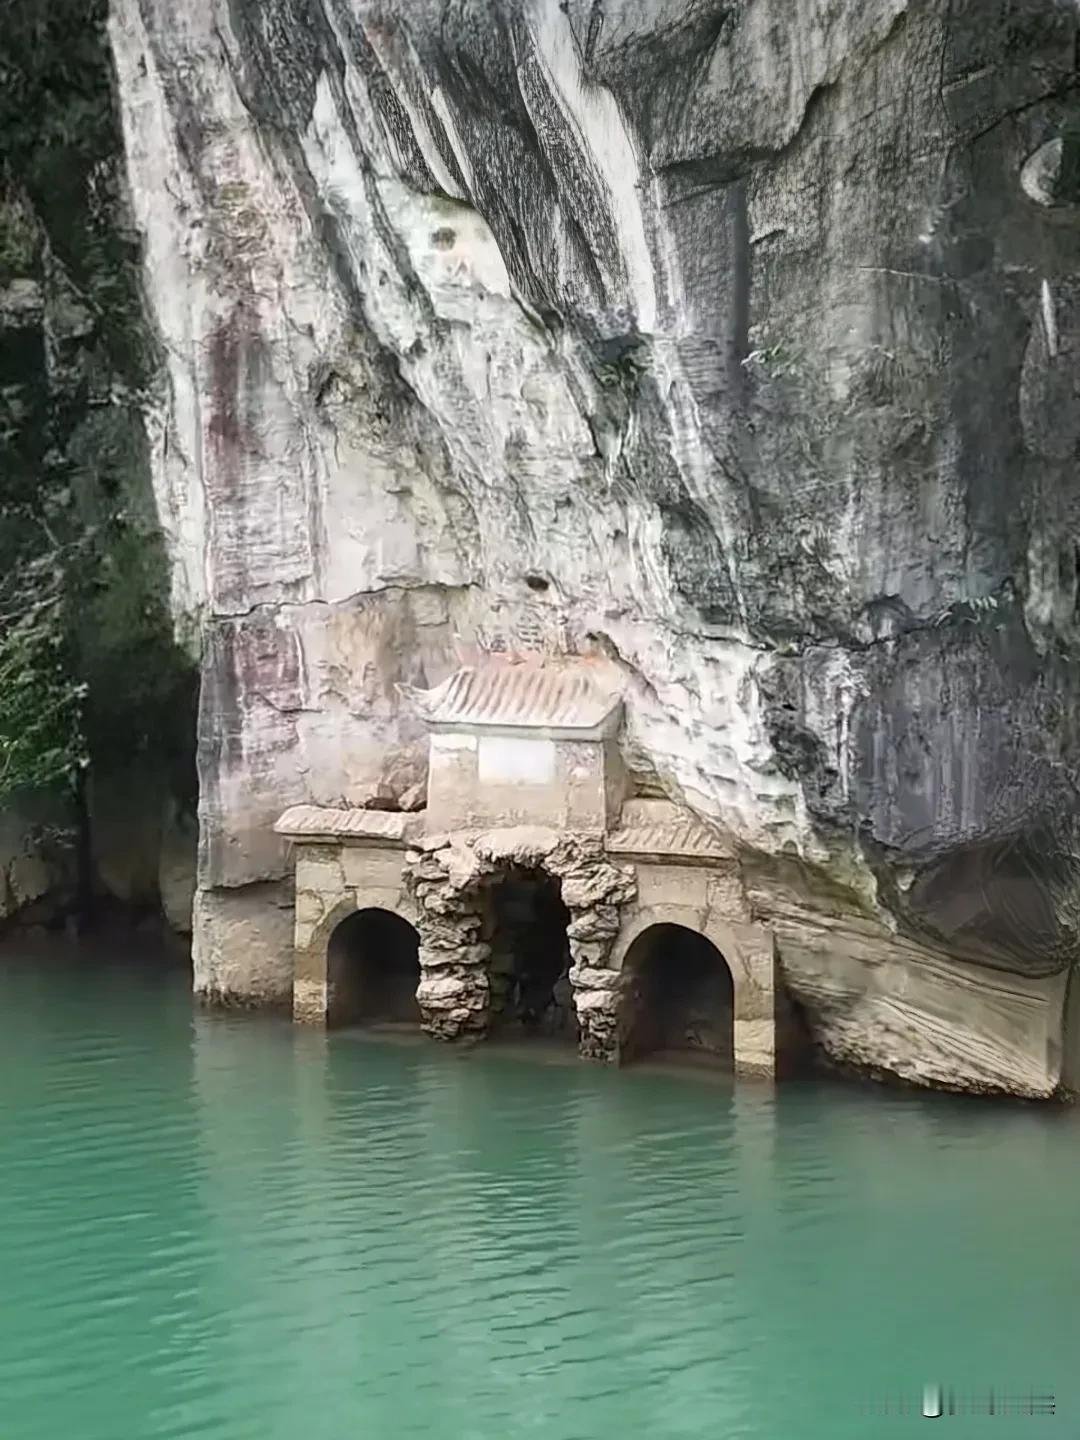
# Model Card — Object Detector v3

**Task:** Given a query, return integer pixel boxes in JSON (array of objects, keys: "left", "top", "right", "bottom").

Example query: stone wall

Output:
[
  {"left": 426, "top": 732, "right": 618, "bottom": 833},
  {"left": 290, "top": 843, "right": 414, "bottom": 1022},
  {"left": 610, "top": 861, "right": 778, "bottom": 1077},
  {"left": 284, "top": 822, "right": 785, "bottom": 1076}
]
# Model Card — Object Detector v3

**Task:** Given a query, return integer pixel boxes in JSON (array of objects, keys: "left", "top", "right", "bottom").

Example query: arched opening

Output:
[
  {"left": 486, "top": 868, "right": 574, "bottom": 1040},
  {"left": 326, "top": 908, "right": 421, "bottom": 1030},
  {"left": 620, "top": 923, "right": 734, "bottom": 1068}
]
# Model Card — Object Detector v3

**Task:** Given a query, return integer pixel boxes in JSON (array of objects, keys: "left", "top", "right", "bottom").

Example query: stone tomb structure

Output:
[{"left": 275, "top": 657, "right": 783, "bottom": 1077}]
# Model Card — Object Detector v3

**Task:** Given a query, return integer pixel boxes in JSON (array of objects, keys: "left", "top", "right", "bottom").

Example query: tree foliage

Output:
[
  {"left": 0, "top": 547, "right": 87, "bottom": 799},
  {"left": 0, "top": 0, "right": 196, "bottom": 820}
]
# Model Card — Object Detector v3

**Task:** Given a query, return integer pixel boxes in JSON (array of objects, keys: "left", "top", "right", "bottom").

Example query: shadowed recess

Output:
[
  {"left": 621, "top": 922, "right": 734, "bottom": 1067},
  {"left": 326, "top": 908, "right": 421, "bottom": 1028},
  {"left": 487, "top": 867, "right": 573, "bottom": 1038}
]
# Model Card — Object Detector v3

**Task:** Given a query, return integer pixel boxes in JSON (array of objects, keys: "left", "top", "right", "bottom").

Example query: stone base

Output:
[
  {"left": 733, "top": 1020, "right": 776, "bottom": 1079},
  {"left": 195, "top": 985, "right": 293, "bottom": 1014},
  {"left": 193, "top": 883, "right": 295, "bottom": 1010},
  {"left": 572, "top": 980, "right": 621, "bottom": 1061},
  {"left": 292, "top": 976, "right": 328, "bottom": 1024},
  {"left": 417, "top": 969, "right": 490, "bottom": 1039}
]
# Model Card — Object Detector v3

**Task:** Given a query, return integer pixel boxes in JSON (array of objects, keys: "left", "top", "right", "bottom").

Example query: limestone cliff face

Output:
[{"left": 109, "top": 0, "right": 1080, "bottom": 1093}]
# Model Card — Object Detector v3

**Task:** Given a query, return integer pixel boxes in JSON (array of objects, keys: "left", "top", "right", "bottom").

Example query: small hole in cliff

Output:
[
  {"left": 524, "top": 574, "right": 550, "bottom": 593},
  {"left": 1021, "top": 132, "right": 1080, "bottom": 208},
  {"left": 431, "top": 227, "right": 456, "bottom": 250},
  {"left": 702, "top": 604, "right": 732, "bottom": 625}
]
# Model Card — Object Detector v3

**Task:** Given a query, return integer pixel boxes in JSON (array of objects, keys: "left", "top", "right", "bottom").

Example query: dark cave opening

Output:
[
  {"left": 621, "top": 923, "right": 734, "bottom": 1067},
  {"left": 326, "top": 908, "right": 421, "bottom": 1029},
  {"left": 487, "top": 868, "right": 574, "bottom": 1040}
]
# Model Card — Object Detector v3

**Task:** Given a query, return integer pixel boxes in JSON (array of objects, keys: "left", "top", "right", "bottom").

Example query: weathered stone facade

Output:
[
  {"left": 276, "top": 655, "right": 786, "bottom": 1078},
  {"left": 285, "top": 808, "right": 421, "bottom": 1024},
  {"left": 607, "top": 811, "right": 782, "bottom": 1079}
]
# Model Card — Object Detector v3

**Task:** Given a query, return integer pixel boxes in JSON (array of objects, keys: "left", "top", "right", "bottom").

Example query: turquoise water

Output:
[{"left": 1, "top": 940, "right": 1077, "bottom": 1440}]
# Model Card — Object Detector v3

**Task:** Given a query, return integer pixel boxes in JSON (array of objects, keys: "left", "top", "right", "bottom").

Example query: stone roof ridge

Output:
[
  {"left": 606, "top": 798, "right": 736, "bottom": 861},
  {"left": 398, "top": 654, "right": 624, "bottom": 735},
  {"left": 274, "top": 805, "right": 422, "bottom": 845}
]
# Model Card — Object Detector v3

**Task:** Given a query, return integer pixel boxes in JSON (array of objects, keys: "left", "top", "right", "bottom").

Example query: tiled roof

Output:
[
  {"left": 273, "top": 806, "right": 422, "bottom": 845},
  {"left": 606, "top": 799, "right": 734, "bottom": 861},
  {"left": 399, "top": 658, "right": 623, "bottom": 735}
]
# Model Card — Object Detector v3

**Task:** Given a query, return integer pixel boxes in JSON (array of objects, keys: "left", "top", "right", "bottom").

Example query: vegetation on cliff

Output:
[{"left": 0, "top": 0, "right": 196, "bottom": 912}]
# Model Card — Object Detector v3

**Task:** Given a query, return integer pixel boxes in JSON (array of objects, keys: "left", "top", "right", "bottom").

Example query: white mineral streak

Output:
[
  {"left": 528, "top": 3, "right": 657, "bottom": 334},
  {"left": 108, "top": 0, "right": 1079, "bottom": 1095},
  {"left": 1041, "top": 278, "right": 1059, "bottom": 359},
  {"left": 108, "top": 1, "right": 208, "bottom": 626}
]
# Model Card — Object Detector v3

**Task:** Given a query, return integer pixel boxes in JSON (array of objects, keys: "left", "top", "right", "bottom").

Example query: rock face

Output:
[
  {"left": 1, "top": 0, "right": 200, "bottom": 934},
  {"left": 0, "top": 803, "right": 75, "bottom": 927},
  {"left": 109, "top": 0, "right": 1080, "bottom": 1094}
]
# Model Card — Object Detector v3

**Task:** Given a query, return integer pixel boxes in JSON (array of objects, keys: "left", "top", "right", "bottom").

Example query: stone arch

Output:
[
  {"left": 405, "top": 830, "right": 636, "bottom": 1047},
  {"left": 303, "top": 879, "right": 419, "bottom": 960},
  {"left": 610, "top": 904, "right": 777, "bottom": 1078},
  {"left": 325, "top": 906, "right": 421, "bottom": 1029},
  {"left": 611, "top": 905, "right": 743, "bottom": 985},
  {"left": 617, "top": 919, "right": 735, "bottom": 1067}
]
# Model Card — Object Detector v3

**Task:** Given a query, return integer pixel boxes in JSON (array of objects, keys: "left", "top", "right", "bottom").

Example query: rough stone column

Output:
[
  {"left": 553, "top": 841, "right": 636, "bottom": 1062},
  {"left": 407, "top": 840, "right": 491, "bottom": 1040}
]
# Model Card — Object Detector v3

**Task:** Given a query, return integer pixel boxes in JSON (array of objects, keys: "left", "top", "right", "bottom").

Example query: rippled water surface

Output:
[{"left": 2, "top": 941, "right": 1078, "bottom": 1439}]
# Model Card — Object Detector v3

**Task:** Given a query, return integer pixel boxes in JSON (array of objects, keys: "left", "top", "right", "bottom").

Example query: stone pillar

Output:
[
  {"left": 568, "top": 959, "right": 623, "bottom": 1060},
  {"left": 407, "top": 840, "right": 492, "bottom": 1040},
  {"left": 291, "top": 848, "right": 345, "bottom": 1024},
  {"left": 557, "top": 846, "right": 636, "bottom": 1062},
  {"left": 293, "top": 947, "right": 329, "bottom": 1024},
  {"left": 416, "top": 921, "right": 491, "bottom": 1039},
  {"left": 731, "top": 922, "right": 778, "bottom": 1079}
]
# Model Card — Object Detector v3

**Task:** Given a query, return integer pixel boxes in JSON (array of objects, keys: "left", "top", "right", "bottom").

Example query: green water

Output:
[{"left": 1, "top": 942, "right": 1077, "bottom": 1440}]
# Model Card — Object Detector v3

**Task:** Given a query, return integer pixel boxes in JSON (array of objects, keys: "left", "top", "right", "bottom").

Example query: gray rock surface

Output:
[
  {"left": 109, "top": 0, "right": 1080, "bottom": 1091},
  {"left": 0, "top": 802, "right": 74, "bottom": 925},
  {"left": 158, "top": 802, "right": 198, "bottom": 933}
]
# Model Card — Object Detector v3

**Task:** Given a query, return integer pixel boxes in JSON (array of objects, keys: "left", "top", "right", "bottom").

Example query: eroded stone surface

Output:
[
  {"left": 192, "top": 884, "right": 295, "bottom": 1009},
  {"left": 405, "top": 831, "right": 636, "bottom": 1052},
  {"left": 0, "top": 802, "right": 74, "bottom": 925},
  {"left": 110, "top": 0, "right": 1080, "bottom": 1094}
]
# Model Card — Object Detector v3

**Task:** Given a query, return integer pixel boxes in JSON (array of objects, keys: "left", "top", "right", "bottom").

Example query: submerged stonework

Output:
[{"left": 277, "top": 655, "right": 783, "bottom": 1077}]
